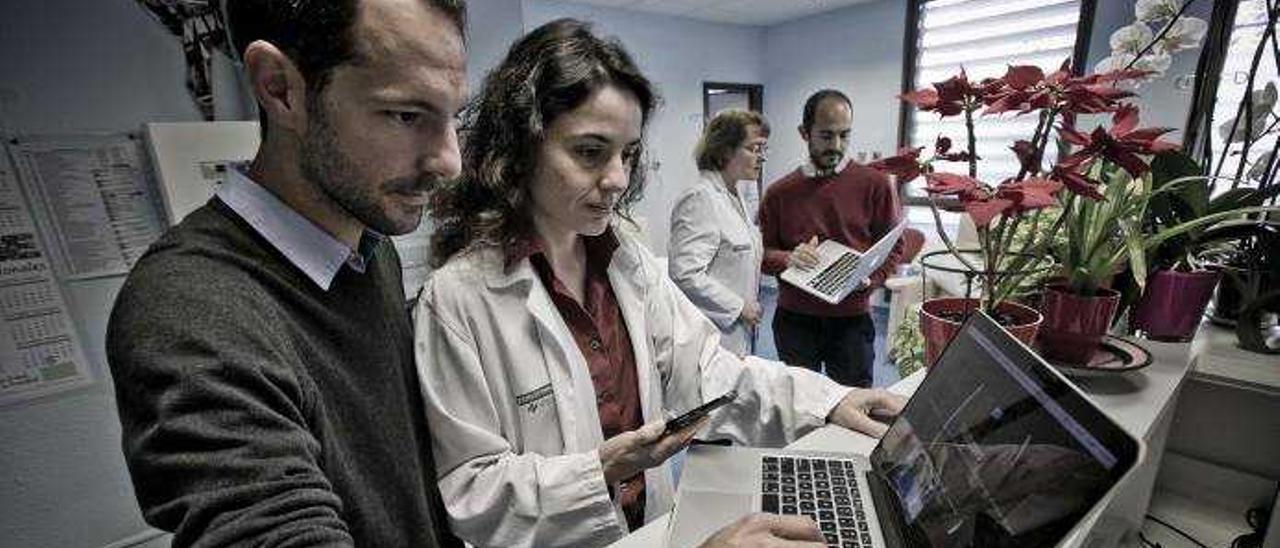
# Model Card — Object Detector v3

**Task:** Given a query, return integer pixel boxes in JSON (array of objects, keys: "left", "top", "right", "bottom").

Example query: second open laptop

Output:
[
  {"left": 779, "top": 221, "right": 907, "bottom": 305},
  {"left": 666, "top": 311, "right": 1143, "bottom": 548}
]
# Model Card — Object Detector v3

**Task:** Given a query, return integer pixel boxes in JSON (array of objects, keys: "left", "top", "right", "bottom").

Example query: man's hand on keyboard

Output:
[
  {"left": 787, "top": 236, "right": 821, "bottom": 271},
  {"left": 698, "top": 514, "right": 824, "bottom": 547},
  {"left": 827, "top": 388, "right": 907, "bottom": 438}
]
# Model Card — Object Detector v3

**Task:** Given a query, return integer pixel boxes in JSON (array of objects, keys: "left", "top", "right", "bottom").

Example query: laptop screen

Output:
[{"left": 869, "top": 312, "right": 1139, "bottom": 547}]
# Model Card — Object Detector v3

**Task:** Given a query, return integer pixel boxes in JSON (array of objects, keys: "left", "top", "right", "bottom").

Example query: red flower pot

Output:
[
  {"left": 919, "top": 297, "right": 1042, "bottom": 368},
  {"left": 1038, "top": 285, "right": 1120, "bottom": 365},
  {"left": 1131, "top": 269, "right": 1221, "bottom": 342}
]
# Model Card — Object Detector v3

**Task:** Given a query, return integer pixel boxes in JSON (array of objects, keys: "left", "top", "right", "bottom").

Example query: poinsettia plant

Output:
[{"left": 871, "top": 60, "right": 1180, "bottom": 314}]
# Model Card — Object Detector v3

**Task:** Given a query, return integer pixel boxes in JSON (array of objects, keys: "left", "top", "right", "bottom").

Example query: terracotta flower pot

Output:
[
  {"left": 1130, "top": 269, "right": 1221, "bottom": 342},
  {"left": 919, "top": 297, "right": 1042, "bottom": 368},
  {"left": 1038, "top": 285, "right": 1121, "bottom": 365}
]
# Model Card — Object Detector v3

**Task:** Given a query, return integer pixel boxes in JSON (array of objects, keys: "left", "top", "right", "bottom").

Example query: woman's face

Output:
[
  {"left": 529, "top": 83, "right": 643, "bottom": 240},
  {"left": 721, "top": 124, "right": 767, "bottom": 183}
]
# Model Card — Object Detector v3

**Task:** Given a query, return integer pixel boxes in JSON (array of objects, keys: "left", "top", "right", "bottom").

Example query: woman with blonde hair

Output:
[{"left": 670, "top": 109, "right": 770, "bottom": 357}]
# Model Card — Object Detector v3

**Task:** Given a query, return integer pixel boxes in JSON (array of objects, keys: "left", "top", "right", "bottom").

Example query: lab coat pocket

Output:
[
  {"left": 513, "top": 380, "right": 560, "bottom": 453},
  {"left": 720, "top": 227, "right": 754, "bottom": 259}
]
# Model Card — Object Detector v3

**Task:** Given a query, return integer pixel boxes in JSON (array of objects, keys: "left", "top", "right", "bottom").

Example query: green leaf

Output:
[
  {"left": 1122, "top": 218, "right": 1147, "bottom": 289},
  {"left": 1150, "top": 151, "right": 1204, "bottom": 189},
  {"left": 1144, "top": 206, "right": 1280, "bottom": 251},
  {"left": 1195, "top": 221, "right": 1280, "bottom": 251},
  {"left": 1206, "top": 185, "right": 1280, "bottom": 215}
]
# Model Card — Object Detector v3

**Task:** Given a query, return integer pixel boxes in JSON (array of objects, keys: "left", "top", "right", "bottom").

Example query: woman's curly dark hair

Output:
[{"left": 429, "top": 18, "right": 658, "bottom": 266}]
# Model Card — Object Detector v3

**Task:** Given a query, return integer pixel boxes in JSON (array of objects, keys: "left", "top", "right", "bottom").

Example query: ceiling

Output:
[{"left": 560, "top": 0, "right": 880, "bottom": 26}]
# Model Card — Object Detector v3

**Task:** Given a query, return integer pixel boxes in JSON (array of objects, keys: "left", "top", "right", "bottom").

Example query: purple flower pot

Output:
[
  {"left": 1038, "top": 285, "right": 1120, "bottom": 365},
  {"left": 1131, "top": 269, "right": 1221, "bottom": 342}
]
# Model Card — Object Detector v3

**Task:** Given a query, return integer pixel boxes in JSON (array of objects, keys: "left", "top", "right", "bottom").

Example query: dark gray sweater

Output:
[{"left": 107, "top": 199, "right": 459, "bottom": 547}]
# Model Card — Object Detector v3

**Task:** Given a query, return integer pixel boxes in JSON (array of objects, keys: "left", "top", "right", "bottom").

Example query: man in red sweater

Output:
[{"left": 758, "top": 89, "right": 904, "bottom": 388}]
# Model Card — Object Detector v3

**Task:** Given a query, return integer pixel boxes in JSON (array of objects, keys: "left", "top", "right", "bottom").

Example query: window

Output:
[
  {"left": 900, "top": 0, "right": 1091, "bottom": 235},
  {"left": 1208, "top": 0, "right": 1278, "bottom": 191}
]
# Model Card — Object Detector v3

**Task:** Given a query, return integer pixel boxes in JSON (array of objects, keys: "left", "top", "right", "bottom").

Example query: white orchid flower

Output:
[
  {"left": 1136, "top": 0, "right": 1181, "bottom": 22},
  {"left": 1133, "top": 51, "right": 1173, "bottom": 75},
  {"left": 1096, "top": 51, "right": 1173, "bottom": 85},
  {"left": 1110, "top": 22, "right": 1154, "bottom": 55},
  {"left": 1095, "top": 53, "right": 1135, "bottom": 75},
  {"left": 1157, "top": 16, "right": 1208, "bottom": 53}
]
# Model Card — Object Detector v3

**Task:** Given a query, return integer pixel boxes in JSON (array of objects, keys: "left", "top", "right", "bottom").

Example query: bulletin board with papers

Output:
[
  {"left": 8, "top": 134, "right": 167, "bottom": 279},
  {"left": 0, "top": 144, "right": 95, "bottom": 405}
]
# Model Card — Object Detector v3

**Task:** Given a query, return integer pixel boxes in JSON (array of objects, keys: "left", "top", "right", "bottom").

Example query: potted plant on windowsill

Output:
[
  {"left": 876, "top": 60, "right": 1279, "bottom": 367},
  {"left": 873, "top": 62, "right": 1161, "bottom": 367},
  {"left": 1129, "top": 151, "right": 1280, "bottom": 341},
  {"left": 1038, "top": 127, "right": 1280, "bottom": 364}
]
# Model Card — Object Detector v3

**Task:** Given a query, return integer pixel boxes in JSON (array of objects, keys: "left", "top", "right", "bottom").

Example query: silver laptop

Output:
[
  {"left": 780, "top": 221, "right": 907, "bottom": 305},
  {"left": 668, "top": 311, "right": 1143, "bottom": 547}
]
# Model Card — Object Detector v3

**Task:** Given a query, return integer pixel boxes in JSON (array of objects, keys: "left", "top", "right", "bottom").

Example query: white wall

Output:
[
  {"left": 760, "top": 0, "right": 907, "bottom": 186},
  {"left": 523, "top": 0, "right": 765, "bottom": 254}
]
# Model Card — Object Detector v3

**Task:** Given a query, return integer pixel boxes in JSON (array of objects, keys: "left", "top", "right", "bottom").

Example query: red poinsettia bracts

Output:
[
  {"left": 1051, "top": 165, "right": 1105, "bottom": 201},
  {"left": 868, "top": 146, "right": 924, "bottom": 184},
  {"left": 996, "top": 177, "right": 1063, "bottom": 214},
  {"left": 1010, "top": 140, "right": 1040, "bottom": 173},
  {"left": 983, "top": 65, "right": 1052, "bottom": 115},
  {"left": 923, "top": 172, "right": 982, "bottom": 197},
  {"left": 981, "top": 61, "right": 1146, "bottom": 116},
  {"left": 922, "top": 173, "right": 1062, "bottom": 227},
  {"left": 1058, "top": 105, "right": 1179, "bottom": 178},
  {"left": 900, "top": 69, "right": 985, "bottom": 116},
  {"left": 933, "top": 136, "right": 974, "bottom": 162},
  {"left": 880, "top": 58, "right": 1177, "bottom": 232}
]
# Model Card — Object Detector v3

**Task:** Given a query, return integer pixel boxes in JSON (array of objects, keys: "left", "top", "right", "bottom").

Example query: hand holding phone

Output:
[{"left": 662, "top": 390, "right": 737, "bottom": 436}]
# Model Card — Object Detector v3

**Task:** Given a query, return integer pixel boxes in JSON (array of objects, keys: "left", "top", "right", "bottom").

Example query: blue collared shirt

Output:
[{"left": 216, "top": 165, "right": 384, "bottom": 291}]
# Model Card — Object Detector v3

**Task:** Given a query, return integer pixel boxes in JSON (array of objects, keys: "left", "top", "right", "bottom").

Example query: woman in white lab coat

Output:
[
  {"left": 415, "top": 19, "right": 905, "bottom": 548},
  {"left": 669, "top": 109, "right": 769, "bottom": 357}
]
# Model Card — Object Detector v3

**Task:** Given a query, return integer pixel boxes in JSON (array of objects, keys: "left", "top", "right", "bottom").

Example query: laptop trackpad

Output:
[{"left": 668, "top": 491, "right": 754, "bottom": 547}]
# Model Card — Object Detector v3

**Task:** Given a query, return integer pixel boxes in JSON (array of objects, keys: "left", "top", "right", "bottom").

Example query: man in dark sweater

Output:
[
  {"left": 106, "top": 0, "right": 467, "bottom": 545},
  {"left": 759, "top": 89, "right": 904, "bottom": 388}
]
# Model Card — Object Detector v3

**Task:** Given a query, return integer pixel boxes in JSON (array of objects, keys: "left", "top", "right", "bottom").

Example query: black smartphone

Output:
[{"left": 662, "top": 390, "right": 737, "bottom": 436}]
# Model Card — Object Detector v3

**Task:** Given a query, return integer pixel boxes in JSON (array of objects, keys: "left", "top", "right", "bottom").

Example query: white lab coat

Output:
[
  {"left": 668, "top": 170, "right": 764, "bottom": 357},
  {"left": 413, "top": 225, "right": 852, "bottom": 548}
]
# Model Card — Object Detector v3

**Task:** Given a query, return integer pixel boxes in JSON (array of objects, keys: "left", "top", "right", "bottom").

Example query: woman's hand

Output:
[
  {"left": 598, "top": 417, "right": 707, "bottom": 484},
  {"left": 827, "top": 388, "right": 907, "bottom": 438},
  {"left": 740, "top": 300, "right": 763, "bottom": 327}
]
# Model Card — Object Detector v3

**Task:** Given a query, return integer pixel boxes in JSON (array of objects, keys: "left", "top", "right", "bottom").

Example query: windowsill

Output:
[{"left": 1191, "top": 322, "right": 1280, "bottom": 396}]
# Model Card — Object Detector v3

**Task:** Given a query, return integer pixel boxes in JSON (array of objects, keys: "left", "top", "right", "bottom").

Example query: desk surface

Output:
[{"left": 611, "top": 336, "right": 1199, "bottom": 548}]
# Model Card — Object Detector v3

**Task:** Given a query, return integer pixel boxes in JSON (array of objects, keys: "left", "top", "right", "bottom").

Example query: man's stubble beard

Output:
[{"left": 300, "top": 98, "right": 429, "bottom": 236}]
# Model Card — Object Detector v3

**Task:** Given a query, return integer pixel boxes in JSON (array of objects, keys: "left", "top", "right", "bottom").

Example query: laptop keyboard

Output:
[
  {"left": 760, "top": 455, "right": 874, "bottom": 547},
  {"left": 806, "top": 252, "right": 858, "bottom": 298}
]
